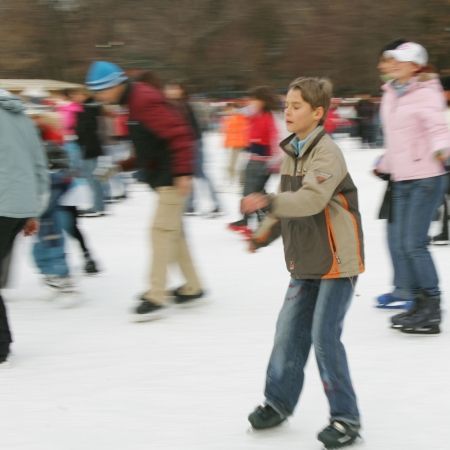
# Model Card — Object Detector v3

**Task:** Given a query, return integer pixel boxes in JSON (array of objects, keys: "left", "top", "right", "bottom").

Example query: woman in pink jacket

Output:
[{"left": 377, "top": 42, "right": 450, "bottom": 334}]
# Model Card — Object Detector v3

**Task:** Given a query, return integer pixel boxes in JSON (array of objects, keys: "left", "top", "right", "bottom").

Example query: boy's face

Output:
[{"left": 284, "top": 88, "right": 324, "bottom": 138}]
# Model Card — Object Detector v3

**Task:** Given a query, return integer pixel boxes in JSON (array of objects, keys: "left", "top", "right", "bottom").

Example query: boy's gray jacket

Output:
[
  {"left": 254, "top": 126, "right": 365, "bottom": 279},
  {"left": 0, "top": 90, "right": 49, "bottom": 218}
]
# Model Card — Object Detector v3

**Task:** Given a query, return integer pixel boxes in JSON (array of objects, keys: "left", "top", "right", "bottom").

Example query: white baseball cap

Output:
[{"left": 383, "top": 42, "right": 428, "bottom": 66}]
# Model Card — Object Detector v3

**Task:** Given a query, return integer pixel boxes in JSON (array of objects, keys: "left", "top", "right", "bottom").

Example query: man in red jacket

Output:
[{"left": 86, "top": 61, "right": 204, "bottom": 320}]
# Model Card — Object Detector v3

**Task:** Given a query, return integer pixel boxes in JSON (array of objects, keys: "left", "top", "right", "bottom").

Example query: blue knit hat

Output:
[{"left": 85, "top": 61, "right": 128, "bottom": 91}]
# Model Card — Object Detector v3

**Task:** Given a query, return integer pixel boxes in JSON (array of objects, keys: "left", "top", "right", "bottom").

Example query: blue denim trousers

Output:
[
  {"left": 81, "top": 158, "right": 105, "bottom": 213},
  {"left": 186, "top": 140, "right": 220, "bottom": 210},
  {"left": 264, "top": 277, "right": 360, "bottom": 425},
  {"left": 32, "top": 182, "right": 69, "bottom": 277},
  {"left": 388, "top": 175, "right": 446, "bottom": 298}
]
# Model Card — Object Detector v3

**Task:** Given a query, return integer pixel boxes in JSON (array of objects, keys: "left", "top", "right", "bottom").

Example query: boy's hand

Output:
[
  {"left": 23, "top": 218, "right": 39, "bottom": 236},
  {"left": 241, "top": 193, "right": 269, "bottom": 214},
  {"left": 248, "top": 239, "right": 257, "bottom": 253}
]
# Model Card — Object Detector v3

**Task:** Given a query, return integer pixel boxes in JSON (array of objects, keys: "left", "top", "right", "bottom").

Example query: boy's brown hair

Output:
[{"left": 288, "top": 77, "right": 333, "bottom": 124}]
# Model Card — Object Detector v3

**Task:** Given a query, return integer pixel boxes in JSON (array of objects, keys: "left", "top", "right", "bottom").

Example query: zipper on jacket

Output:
[{"left": 328, "top": 218, "right": 341, "bottom": 264}]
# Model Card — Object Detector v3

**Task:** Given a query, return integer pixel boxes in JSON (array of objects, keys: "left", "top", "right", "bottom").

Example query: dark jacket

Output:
[
  {"left": 254, "top": 126, "right": 365, "bottom": 279},
  {"left": 75, "top": 98, "right": 103, "bottom": 159},
  {"left": 119, "top": 82, "right": 194, "bottom": 188}
]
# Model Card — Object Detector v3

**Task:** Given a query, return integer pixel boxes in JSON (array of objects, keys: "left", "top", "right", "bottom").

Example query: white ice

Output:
[{"left": 1, "top": 133, "right": 449, "bottom": 450}]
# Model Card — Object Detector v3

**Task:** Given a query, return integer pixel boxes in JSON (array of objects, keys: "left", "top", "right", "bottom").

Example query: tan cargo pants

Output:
[{"left": 143, "top": 186, "right": 202, "bottom": 305}]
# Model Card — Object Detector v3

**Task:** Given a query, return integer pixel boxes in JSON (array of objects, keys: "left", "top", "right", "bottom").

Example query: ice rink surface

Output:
[{"left": 1, "top": 133, "right": 449, "bottom": 450}]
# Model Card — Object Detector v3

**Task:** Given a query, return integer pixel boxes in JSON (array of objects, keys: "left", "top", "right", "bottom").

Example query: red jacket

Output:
[
  {"left": 122, "top": 82, "right": 194, "bottom": 186},
  {"left": 248, "top": 111, "right": 277, "bottom": 155}
]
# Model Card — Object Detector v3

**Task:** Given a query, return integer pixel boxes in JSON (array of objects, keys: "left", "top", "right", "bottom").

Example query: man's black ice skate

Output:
[
  {"left": 399, "top": 294, "right": 441, "bottom": 335},
  {"left": 390, "top": 295, "right": 421, "bottom": 328},
  {"left": 172, "top": 287, "right": 205, "bottom": 305},
  {"left": 84, "top": 258, "right": 100, "bottom": 275},
  {"left": 248, "top": 404, "right": 286, "bottom": 430},
  {"left": 132, "top": 299, "right": 165, "bottom": 322},
  {"left": 317, "top": 420, "right": 360, "bottom": 449}
]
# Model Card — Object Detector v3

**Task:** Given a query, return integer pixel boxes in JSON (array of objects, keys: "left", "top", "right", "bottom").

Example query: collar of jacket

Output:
[
  {"left": 279, "top": 125, "right": 325, "bottom": 158},
  {"left": 382, "top": 73, "right": 439, "bottom": 95}
]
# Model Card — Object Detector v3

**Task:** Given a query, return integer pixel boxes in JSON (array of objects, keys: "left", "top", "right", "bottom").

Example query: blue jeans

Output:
[
  {"left": 81, "top": 158, "right": 105, "bottom": 213},
  {"left": 389, "top": 176, "right": 446, "bottom": 297},
  {"left": 32, "top": 183, "right": 69, "bottom": 277},
  {"left": 186, "top": 140, "right": 220, "bottom": 210},
  {"left": 264, "top": 277, "right": 360, "bottom": 425}
]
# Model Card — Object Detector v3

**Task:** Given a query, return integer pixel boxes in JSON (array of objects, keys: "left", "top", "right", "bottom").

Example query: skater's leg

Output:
[
  {"left": 228, "top": 148, "right": 241, "bottom": 184},
  {"left": 387, "top": 191, "right": 411, "bottom": 300},
  {"left": 312, "top": 277, "right": 360, "bottom": 426},
  {"left": 145, "top": 187, "right": 186, "bottom": 304},
  {"left": 0, "top": 217, "right": 27, "bottom": 348},
  {"left": 81, "top": 157, "right": 105, "bottom": 213},
  {"left": 60, "top": 207, "right": 89, "bottom": 255},
  {"left": 195, "top": 141, "right": 220, "bottom": 210},
  {"left": 32, "top": 207, "right": 69, "bottom": 278},
  {"left": 175, "top": 229, "right": 202, "bottom": 295},
  {"left": 264, "top": 278, "right": 319, "bottom": 417},
  {"left": 403, "top": 176, "right": 446, "bottom": 297}
]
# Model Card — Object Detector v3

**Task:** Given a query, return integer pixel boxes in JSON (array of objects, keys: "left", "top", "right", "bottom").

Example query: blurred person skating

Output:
[
  {"left": 86, "top": 61, "right": 203, "bottom": 320},
  {"left": 164, "top": 81, "right": 222, "bottom": 217},
  {"left": 228, "top": 86, "right": 279, "bottom": 237},
  {"left": 221, "top": 102, "right": 249, "bottom": 191},
  {"left": 242, "top": 78, "right": 364, "bottom": 449},
  {"left": 58, "top": 131, "right": 101, "bottom": 275},
  {"left": 30, "top": 111, "right": 100, "bottom": 282},
  {"left": 0, "top": 90, "right": 49, "bottom": 363},
  {"left": 56, "top": 90, "right": 105, "bottom": 217},
  {"left": 375, "top": 42, "right": 450, "bottom": 334},
  {"left": 356, "top": 96, "right": 378, "bottom": 148},
  {"left": 374, "top": 39, "right": 413, "bottom": 309},
  {"left": 72, "top": 89, "right": 107, "bottom": 216},
  {"left": 430, "top": 92, "right": 450, "bottom": 245},
  {"left": 430, "top": 173, "right": 449, "bottom": 245}
]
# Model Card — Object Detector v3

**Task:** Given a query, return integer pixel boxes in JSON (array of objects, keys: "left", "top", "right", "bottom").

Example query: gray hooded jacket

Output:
[{"left": 0, "top": 89, "right": 49, "bottom": 218}]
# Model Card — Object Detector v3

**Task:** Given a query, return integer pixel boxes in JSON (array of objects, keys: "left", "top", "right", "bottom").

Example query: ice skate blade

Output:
[
  {"left": 174, "top": 297, "right": 208, "bottom": 309},
  {"left": 320, "top": 435, "right": 362, "bottom": 449},
  {"left": 246, "top": 420, "right": 288, "bottom": 434},
  {"left": 0, "top": 360, "right": 11, "bottom": 369},
  {"left": 131, "top": 310, "right": 167, "bottom": 323},
  {"left": 401, "top": 325, "right": 441, "bottom": 335}
]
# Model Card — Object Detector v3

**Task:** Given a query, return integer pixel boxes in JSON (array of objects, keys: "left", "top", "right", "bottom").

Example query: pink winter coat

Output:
[
  {"left": 56, "top": 101, "right": 83, "bottom": 137},
  {"left": 378, "top": 74, "right": 450, "bottom": 181}
]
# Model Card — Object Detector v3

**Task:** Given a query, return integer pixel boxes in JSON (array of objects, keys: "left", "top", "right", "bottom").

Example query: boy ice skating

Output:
[{"left": 241, "top": 77, "right": 365, "bottom": 449}]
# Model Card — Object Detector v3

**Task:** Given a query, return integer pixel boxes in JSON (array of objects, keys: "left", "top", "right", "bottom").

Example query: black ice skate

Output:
[
  {"left": 390, "top": 294, "right": 422, "bottom": 328},
  {"left": 430, "top": 231, "right": 449, "bottom": 246},
  {"left": 84, "top": 257, "right": 100, "bottom": 275},
  {"left": 0, "top": 342, "right": 10, "bottom": 364},
  {"left": 248, "top": 404, "right": 286, "bottom": 430},
  {"left": 397, "top": 294, "right": 441, "bottom": 335},
  {"left": 317, "top": 420, "right": 360, "bottom": 449},
  {"left": 132, "top": 299, "right": 165, "bottom": 322},
  {"left": 172, "top": 286, "right": 205, "bottom": 305}
]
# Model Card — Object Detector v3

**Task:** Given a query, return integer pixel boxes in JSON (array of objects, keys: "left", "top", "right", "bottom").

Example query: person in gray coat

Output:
[{"left": 0, "top": 89, "right": 49, "bottom": 364}]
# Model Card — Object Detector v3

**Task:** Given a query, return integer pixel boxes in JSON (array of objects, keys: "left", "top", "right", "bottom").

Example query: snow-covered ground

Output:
[{"left": 1, "top": 133, "right": 449, "bottom": 450}]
